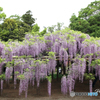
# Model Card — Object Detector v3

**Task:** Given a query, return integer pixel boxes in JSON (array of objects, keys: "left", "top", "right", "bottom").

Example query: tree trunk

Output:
[{"left": 52, "top": 71, "right": 53, "bottom": 79}]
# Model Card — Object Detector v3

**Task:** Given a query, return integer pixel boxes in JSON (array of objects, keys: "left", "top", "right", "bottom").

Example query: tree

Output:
[
  {"left": 69, "top": 15, "right": 90, "bottom": 33},
  {"left": 69, "top": 13, "right": 78, "bottom": 23},
  {"left": 0, "top": 18, "right": 27, "bottom": 41},
  {"left": 69, "top": 13, "right": 78, "bottom": 31},
  {"left": 9, "top": 14, "right": 31, "bottom": 32},
  {"left": 19, "top": 21, "right": 31, "bottom": 32},
  {"left": 9, "top": 14, "right": 32, "bottom": 38},
  {"left": 30, "top": 23, "right": 40, "bottom": 36},
  {"left": 30, "top": 24, "right": 47, "bottom": 36},
  {"left": 0, "top": 18, "right": 18, "bottom": 41},
  {"left": 9, "top": 14, "right": 22, "bottom": 21},
  {"left": 21, "top": 10, "right": 36, "bottom": 30},
  {"left": 39, "top": 28, "right": 47, "bottom": 36},
  {"left": 2, "top": 18, "right": 18, "bottom": 31},
  {"left": 69, "top": 0, "right": 100, "bottom": 37},
  {"left": 0, "top": 7, "right": 6, "bottom": 22},
  {"left": 32, "top": 23, "right": 40, "bottom": 32},
  {"left": 55, "top": 22, "right": 64, "bottom": 31},
  {"left": 47, "top": 25, "right": 56, "bottom": 33},
  {"left": 47, "top": 22, "right": 64, "bottom": 33},
  {"left": 78, "top": 0, "right": 100, "bottom": 20},
  {"left": 0, "top": 7, "right": 6, "bottom": 33},
  {"left": 9, "top": 15, "right": 31, "bottom": 35}
]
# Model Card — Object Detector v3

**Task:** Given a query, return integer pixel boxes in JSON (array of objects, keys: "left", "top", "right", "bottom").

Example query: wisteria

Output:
[
  {"left": 0, "top": 27, "right": 100, "bottom": 98},
  {"left": 61, "top": 75, "right": 67, "bottom": 95},
  {"left": 48, "top": 80, "right": 51, "bottom": 96},
  {"left": 89, "top": 80, "right": 92, "bottom": 92},
  {"left": 5, "top": 66, "right": 13, "bottom": 83},
  {"left": 1, "top": 79, "right": 3, "bottom": 90}
]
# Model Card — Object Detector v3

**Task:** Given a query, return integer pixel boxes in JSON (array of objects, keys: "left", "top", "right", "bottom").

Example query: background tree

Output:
[
  {"left": 47, "top": 22, "right": 64, "bottom": 33},
  {"left": 0, "top": 18, "right": 18, "bottom": 41},
  {"left": 69, "top": 13, "right": 90, "bottom": 33},
  {"left": 69, "top": 0, "right": 100, "bottom": 37},
  {"left": 17, "top": 21, "right": 31, "bottom": 33},
  {"left": 0, "top": 7, "right": 6, "bottom": 22},
  {"left": 0, "top": 18, "right": 26, "bottom": 41},
  {"left": 39, "top": 28, "right": 47, "bottom": 36},
  {"left": 9, "top": 14, "right": 31, "bottom": 40},
  {"left": 9, "top": 14, "right": 22, "bottom": 21},
  {"left": 47, "top": 25, "right": 56, "bottom": 33},
  {"left": 55, "top": 22, "right": 64, "bottom": 31},
  {"left": 31, "top": 23, "right": 40, "bottom": 36},
  {"left": 9, "top": 14, "right": 31, "bottom": 32},
  {"left": 0, "top": 9, "right": 37, "bottom": 41},
  {"left": 0, "top": 7, "right": 6, "bottom": 32},
  {"left": 78, "top": 0, "right": 100, "bottom": 20},
  {"left": 30, "top": 24, "right": 47, "bottom": 36},
  {"left": 21, "top": 10, "right": 36, "bottom": 30},
  {"left": 32, "top": 23, "right": 40, "bottom": 32}
]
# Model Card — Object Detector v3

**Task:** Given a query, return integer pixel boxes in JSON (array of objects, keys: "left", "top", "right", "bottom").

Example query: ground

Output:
[{"left": 0, "top": 77, "right": 100, "bottom": 100}]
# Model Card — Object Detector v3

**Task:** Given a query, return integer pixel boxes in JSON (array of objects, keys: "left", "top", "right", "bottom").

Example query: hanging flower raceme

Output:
[
  {"left": 91, "top": 44, "right": 97, "bottom": 59},
  {"left": 48, "top": 52, "right": 57, "bottom": 72},
  {"left": 61, "top": 40, "right": 67, "bottom": 49},
  {"left": 19, "top": 78, "right": 28, "bottom": 98},
  {"left": 59, "top": 47, "right": 66, "bottom": 62},
  {"left": 33, "top": 59, "right": 47, "bottom": 83},
  {"left": 37, "top": 37, "right": 46, "bottom": 53},
  {"left": 27, "top": 60, "right": 35, "bottom": 86},
  {"left": 10, "top": 41, "right": 20, "bottom": 56},
  {"left": 5, "top": 64, "right": 13, "bottom": 83},
  {"left": 69, "top": 64, "right": 79, "bottom": 80},
  {"left": 0, "top": 73, "right": 5, "bottom": 94},
  {"left": 2, "top": 45, "right": 13, "bottom": 62},
  {"left": 88, "top": 55, "right": 92, "bottom": 73},
  {"left": 81, "top": 59, "right": 86, "bottom": 83},
  {"left": 44, "top": 33, "right": 54, "bottom": 52},
  {"left": 1, "top": 79, "right": 3, "bottom": 90},
  {"left": 54, "top": 41, "right": 60, "bottom": 55},
  {"left": 46, "top": 60, "right": 51, "bottom": 74},
  {"left": 46, "top": 76, "right": 52, "bottom": 96},
  {"left": 48, "top": 80, "right": 51, "bottom": 96},
  {"left": 66, "top": 75, "right": 75, "bottom": 93},
  {"left": 14, "top": 65, "right": 21, "bottom": 89},
  {"left": 61, "top": 75, "right": 67, "bottom": 95},
  {"left": 78, "top": 60, "right": 81, "bottom": 82},
  {"left": 84, "top": 73, "right": 95, "bottom": 92},
  {"left": 73, "top": 40, "right": 77, "bottom": 57},
  {"left": 73, "top": 56, "right": 86, "bottom": 83},
  {"left": 40, "top": 63, "right": 47, "bottom": 79},
  {"left": 0, "top": 58, "right": 5, "bottom": 75},
  {"left": 0, "top": 42, "right": 4, "bottom": 56},
  {"left": 18, "top": 67, "right": 29, "bottom": 98}
]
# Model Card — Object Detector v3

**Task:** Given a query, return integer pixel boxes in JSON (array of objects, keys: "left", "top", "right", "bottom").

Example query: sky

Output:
[{"left": 0, "top": 0, "right": 96, "bottom": 32}]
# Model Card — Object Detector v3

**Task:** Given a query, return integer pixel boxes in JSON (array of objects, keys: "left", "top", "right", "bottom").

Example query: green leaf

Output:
[{"left": 15, "top": 71, "right": 19, "bottom": 74}]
